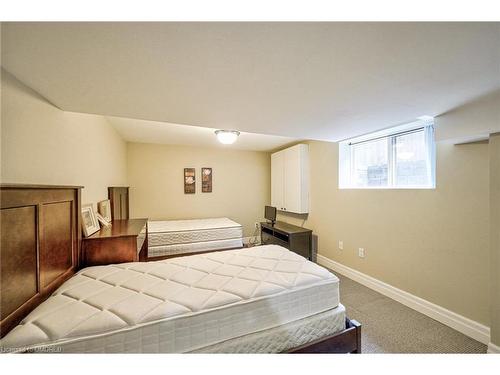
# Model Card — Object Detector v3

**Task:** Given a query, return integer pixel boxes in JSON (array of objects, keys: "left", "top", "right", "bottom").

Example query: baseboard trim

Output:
[
  {"left": 317, "top": 254, "right": 490, "bottom": 345},
  {"left": 487, "top": 342, "right": 500, "bottom": 354}
]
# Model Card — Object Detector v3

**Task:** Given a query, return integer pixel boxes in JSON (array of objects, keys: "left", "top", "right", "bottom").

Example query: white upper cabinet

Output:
[
  {"left": 271, "top": 144, "right": 309, "bottom": 214},
  {"left": 271, "top": 151, "right": 285, "bottom": 210}
]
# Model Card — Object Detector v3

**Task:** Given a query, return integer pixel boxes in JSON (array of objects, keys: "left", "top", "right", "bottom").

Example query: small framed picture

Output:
[
  {"left": 81, "top": 204, "right": 100, "bottom": 237},
  {"left": 184, "top": 168, "right": 196, "bottom": 194},
  {"left": 202, "top": 167, "right": 212, "bottom": 193},
  {"left": 96, "top": 212, "right": 112, "bottom": 227},
  {"left": 97, "top": 199, "right": 112, "bottom": 222}
]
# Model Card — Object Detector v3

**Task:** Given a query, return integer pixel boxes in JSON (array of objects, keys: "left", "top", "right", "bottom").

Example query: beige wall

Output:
[
  {"left": 127, "top": 142, "right": 270, "bottom": 237},
  {"left": 276, "top": 93, "right": 500, "bottom": 332},
  {"left": 436, "top": 89, "right": 500, "bottom": 143},
  {"left": 278, "top": 139, "right": 490, "bottom": 326},
  {"left": 490, "top": 133, "right": 500, "bottom": 346},
  {"left": 1, "top": 70, "right": 127, "bottom": 206},
  {"left": 2, "top": 56, "right": 497, "bottom": 342}
]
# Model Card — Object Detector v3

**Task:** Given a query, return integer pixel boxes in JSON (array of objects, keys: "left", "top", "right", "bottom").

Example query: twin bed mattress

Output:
[
  {"left": 148, "top": 218, "right": 243, "bottom": 258},
  {"left": 0, "top": 245, "right": 343, "bottom": 353}
]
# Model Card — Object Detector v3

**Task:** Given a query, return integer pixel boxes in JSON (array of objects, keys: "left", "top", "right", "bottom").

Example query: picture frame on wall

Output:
[
  {"left": 184, "top": 168, "right": 196, "bottom": 194},
  {"left": 97, "top": 199, "right": 112, "bottom": 222},
  {"left": 81, "top": 204, "right": 100, "bottom": 237},
  {"left": 202, "top": 167, "right": 212, "bottom": 193}
]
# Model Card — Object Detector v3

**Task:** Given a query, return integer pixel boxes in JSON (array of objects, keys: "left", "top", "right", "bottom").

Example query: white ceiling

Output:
[
  {"left": 107, "top": 116, "right": 297, "bottom": 151},
  {"left": 2, "top": 22, "right": 499, "bottom": 141}
]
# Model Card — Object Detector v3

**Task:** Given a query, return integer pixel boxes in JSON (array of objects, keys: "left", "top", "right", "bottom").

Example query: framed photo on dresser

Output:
[
  {"left": 96, "top": 212, "right": 111, "bottom": 227},
  {"left": 98, "top": 199, "right": 112, "bottom": 222},
  {"left": 81, "top": 204, "right": 100, "bottom": 237}
]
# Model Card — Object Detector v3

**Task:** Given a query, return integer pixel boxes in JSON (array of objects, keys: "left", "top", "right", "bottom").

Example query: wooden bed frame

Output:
[
  {"left": 0, "top": 184, "right": 361, "bottom": 353},
  {"left": 0, "top": 184, "right": 82, "bottom": 338},
  {"left": 287, "top": 318, "right": 361, "bottom": 353}
]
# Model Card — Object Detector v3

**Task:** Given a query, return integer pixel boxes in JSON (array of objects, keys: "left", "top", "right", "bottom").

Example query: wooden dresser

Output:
[{"left": 82, "top": 218, "right": 148, "bottom": 266}]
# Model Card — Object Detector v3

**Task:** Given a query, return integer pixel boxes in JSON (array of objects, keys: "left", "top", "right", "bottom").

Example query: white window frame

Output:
[{"left": 339, "top": 119, "right": 436, "bottom": 189}]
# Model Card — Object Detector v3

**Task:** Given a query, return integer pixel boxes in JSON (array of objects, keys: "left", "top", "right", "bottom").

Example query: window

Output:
[{"left": 339, "top": 119, "right": 436, "bottom": 189}]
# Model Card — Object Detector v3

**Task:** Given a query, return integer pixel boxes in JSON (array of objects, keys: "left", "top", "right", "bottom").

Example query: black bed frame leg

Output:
[{"left": 351, "top": 320, "right": 361, "bottom": 354}]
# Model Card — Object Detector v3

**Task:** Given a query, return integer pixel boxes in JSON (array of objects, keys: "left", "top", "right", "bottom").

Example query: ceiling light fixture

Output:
[{"left": 215, "top": 130, "right": 240, "bottom": 145}]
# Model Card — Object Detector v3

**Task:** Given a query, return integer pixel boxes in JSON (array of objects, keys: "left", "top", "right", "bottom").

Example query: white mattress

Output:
[
  {"left": 148, "top": 238, "right": 244, "bottom": 258},
  {"left": 192, "top": 305, "right": 346, "bottom": 353},
  {"left": 148, "top": 218, "right": 243, "bottom": 257},
  {"left": 52, "top": 305, "right": 345, "bottom": 353},
  {"left": 0, "top": 245, "right": 340, "bottom": 353}
]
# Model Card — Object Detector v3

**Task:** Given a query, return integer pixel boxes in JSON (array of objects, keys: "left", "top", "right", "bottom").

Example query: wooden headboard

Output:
[{"left": 0, "top": 184, "right": 82, "bottom": 338}]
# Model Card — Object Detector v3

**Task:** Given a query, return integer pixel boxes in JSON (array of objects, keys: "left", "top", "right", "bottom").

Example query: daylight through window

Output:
[{"left": 339, "top": 119, "right": 436, "bottom": 189}]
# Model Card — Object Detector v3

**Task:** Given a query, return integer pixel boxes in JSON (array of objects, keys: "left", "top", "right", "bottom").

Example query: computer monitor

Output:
[{"left": 264, "top": 205, "right": 277, "bottom": 225}]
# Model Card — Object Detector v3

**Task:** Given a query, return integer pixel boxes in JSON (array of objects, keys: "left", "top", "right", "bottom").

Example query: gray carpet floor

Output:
[{"left": 336, "top": 273, "right": 487, "bottom": 353}]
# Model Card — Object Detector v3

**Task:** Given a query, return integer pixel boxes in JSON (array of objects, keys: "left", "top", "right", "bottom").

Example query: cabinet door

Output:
[
  {"left": 284, "top": 144, "right": 309, "bottom": 214},
  {"left": 271, "top": 151, "right": 285, "bottom": 210},
  {"left": 284, "top": 146, "right": 301, "bottom": 212}
]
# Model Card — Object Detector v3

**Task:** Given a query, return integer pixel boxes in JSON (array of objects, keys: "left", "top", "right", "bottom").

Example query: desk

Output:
[{"left": 260, "top": 221, "right": 312, "bottom": 260}]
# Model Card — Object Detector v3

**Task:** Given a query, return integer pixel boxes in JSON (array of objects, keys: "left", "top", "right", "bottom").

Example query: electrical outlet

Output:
[
  {"left": 338, "top": 240, "right": 343, "bottom": 250},
  {"left": 254, "top": 222, "right": 260, "bottom": 229},
  {"left": 358, "top": 248, "right": 365, "bottom": 258}
]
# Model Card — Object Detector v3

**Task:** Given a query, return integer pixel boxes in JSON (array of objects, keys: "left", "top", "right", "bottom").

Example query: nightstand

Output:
[{"left": 82, "top": 218, "right": 148, "bottom": 266}]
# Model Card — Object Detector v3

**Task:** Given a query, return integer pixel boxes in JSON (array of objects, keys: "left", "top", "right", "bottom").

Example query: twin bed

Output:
[
  {"left": 0, "top": 184, "right": 360, "bottom": 354},
  {"left": 147, "top": 217, "right": 243, "bottom": 258},
  {"left": 1, "top": 246, "right": 348, "bottom": 353}
]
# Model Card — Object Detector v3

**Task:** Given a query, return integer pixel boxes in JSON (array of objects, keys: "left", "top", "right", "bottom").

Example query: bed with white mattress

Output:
[
  {"left": 0, "top": 245, "right": 356, "bottom": 353},
  {"left": 147, "top": 218, "right": 243, "bottom": 258}
]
